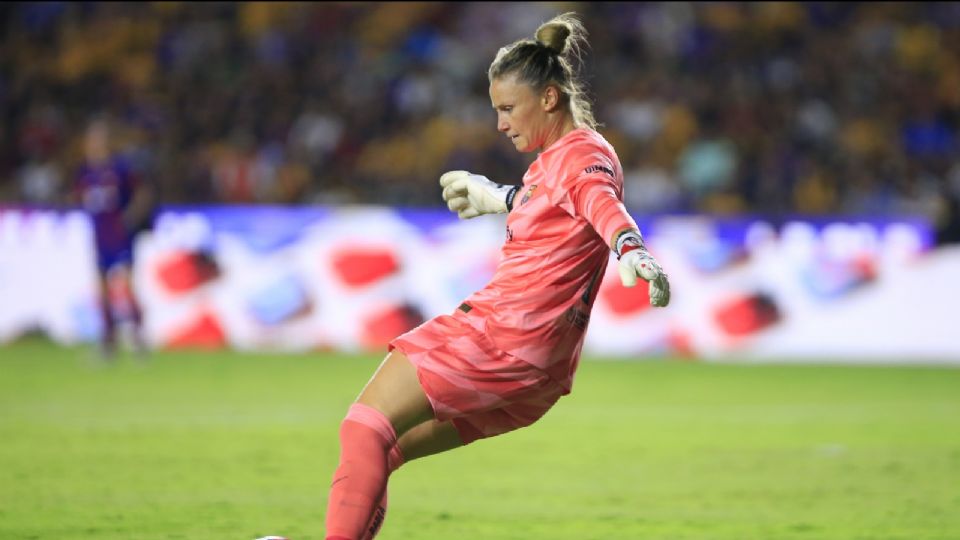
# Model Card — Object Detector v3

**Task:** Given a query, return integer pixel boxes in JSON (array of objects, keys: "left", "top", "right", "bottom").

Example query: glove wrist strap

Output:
[
  {"left": 619, "top": 243, "right": 642, "bottom": 258},
  {"left": 504, "top": 185, "right": 520, "bottom": 211},
  {"left": 614, "top": 229, "right": 646, "bottom": 260}
]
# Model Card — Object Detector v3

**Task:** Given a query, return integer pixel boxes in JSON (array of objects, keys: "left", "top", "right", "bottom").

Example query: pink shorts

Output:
[{"left": 389, "top": 313, "right": 565, "bottom": 444}]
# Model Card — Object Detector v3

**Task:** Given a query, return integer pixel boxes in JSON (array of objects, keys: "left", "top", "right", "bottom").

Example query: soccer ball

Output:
[{"left": 254, "top": 537, "right": 288, "bottom": 540}]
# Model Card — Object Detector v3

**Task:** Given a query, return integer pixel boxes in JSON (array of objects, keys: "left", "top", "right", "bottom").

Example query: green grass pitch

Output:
[{"left": 1, "top": 338, "right": 958, "bottom": 540}]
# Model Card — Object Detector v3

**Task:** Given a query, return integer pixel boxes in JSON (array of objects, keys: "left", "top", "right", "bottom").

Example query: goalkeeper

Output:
[{"left": 324, "top": 12, "right": 670, "bottom": 540}]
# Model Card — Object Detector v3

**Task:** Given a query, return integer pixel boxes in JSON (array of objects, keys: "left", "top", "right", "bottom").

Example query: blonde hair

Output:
[{"left": 488, "top": 12, "right": 597, "bottom": 130}]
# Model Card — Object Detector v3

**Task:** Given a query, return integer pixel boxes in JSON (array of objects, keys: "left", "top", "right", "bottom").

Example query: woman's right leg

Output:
[{"left": 325, "top": 349, "right": 436, "bottom": 540}]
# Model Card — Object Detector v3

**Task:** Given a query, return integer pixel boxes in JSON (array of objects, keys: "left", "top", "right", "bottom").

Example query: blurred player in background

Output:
[
  {"left": 74, "top": 117, "right": 153, "bottom": 360},
  {"left": 322, "top": 13, "right": 670, "bottom": 540}
]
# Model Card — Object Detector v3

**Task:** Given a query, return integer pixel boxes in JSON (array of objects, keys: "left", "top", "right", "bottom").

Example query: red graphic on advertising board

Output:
[
  {"left": 600, "top": 276, "right": 652, "bottom": 316},
  {"left": 360, "top": 305, "right": 423, "bottom": 349},
  {"left": 156, "top": 251, "right": 220, "bottom": 294},
  {"left": 713, "top": 293, "right": 780, "bottom": 336},
  {"left": 166, "top": 310, "right": 227, "bottom": 349},
  {"left": 331, "top": 247, "right": 399, "bottom": 287}
]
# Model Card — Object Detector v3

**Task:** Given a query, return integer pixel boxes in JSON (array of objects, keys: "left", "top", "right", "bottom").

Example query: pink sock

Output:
[
  {"left": 325, "top": 404, "right": 397, "bottom": 540},
  {"left": 387, "top": 444, "right": 406, "bottom": 473},
  {"left": 349, "top": 443, "right": 403, "bottom": 539}
]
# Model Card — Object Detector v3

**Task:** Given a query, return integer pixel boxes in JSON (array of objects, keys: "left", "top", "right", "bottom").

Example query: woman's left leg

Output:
[{"left": 390, "top": 419, "right": 464, "bottom": 468}]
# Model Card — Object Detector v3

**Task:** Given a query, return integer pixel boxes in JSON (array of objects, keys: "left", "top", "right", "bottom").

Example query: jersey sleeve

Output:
[{"left": 553, "top": 146, "right": 639, "bottom": 250}]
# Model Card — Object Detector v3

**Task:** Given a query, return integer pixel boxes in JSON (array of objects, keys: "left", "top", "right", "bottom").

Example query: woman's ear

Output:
[{"left": 542, "top": 85, "right": 561, "bottom": 112}]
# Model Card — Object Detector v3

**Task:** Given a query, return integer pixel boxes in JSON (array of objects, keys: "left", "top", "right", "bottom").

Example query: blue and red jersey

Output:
[{"left": 74, "top": 157, "right": 139, "bottom": 269}]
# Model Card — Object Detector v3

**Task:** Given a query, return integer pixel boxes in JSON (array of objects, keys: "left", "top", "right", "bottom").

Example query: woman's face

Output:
[
  {"left": 85, "top": 122, "right": 111, "bottom": 162},
  {"left": 489, "top": 75, "right": 550, "bottom": 153}
]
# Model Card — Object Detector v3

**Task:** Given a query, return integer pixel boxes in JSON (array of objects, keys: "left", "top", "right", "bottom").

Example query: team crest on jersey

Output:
[{"left": 521, "top": 185, "right": 538, "bottom": 205}]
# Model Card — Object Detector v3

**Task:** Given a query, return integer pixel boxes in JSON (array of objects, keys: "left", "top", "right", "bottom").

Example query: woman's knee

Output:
[
  {"left": 355, "top": 350, "right": 435, "bottom": 436},
  {"left": 340, "top": 403, "right": 399, "bottom": 448}
]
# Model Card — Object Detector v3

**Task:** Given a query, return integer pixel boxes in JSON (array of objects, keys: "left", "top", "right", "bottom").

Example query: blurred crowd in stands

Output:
[{"left": 2, "top": 2, "right": 959, "bottom": 242}]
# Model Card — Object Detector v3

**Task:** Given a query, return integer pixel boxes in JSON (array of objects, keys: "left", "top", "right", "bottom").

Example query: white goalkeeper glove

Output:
[
  {"left": 440, "top": 170, "right": 519, "bottom": 219},
  {"left": 616, "top": 231, "right": 670, "bottom": 307}
]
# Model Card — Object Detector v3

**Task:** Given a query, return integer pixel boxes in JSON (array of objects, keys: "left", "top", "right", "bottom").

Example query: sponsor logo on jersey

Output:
[{"left": 583, "top": 164, "right": 614, "bottom": 178}]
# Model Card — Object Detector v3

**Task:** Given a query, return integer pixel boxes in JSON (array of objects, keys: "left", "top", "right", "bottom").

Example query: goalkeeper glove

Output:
[
  {"left": 440, "top": 170, "right": 519, "bottom": 219},
  {"left": 616, "top": 230, "right": 670, "bottom": 307}
]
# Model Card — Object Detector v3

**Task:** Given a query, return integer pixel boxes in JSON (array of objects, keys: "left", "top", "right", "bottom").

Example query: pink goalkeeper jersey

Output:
[{"left": 456, "top": 128, "right": 638, "bottom": 390}]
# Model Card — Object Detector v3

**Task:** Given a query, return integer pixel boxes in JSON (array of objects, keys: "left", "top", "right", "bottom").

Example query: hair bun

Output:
[{"left": 535, "top": 22, "right": 571, "bottom": 55}]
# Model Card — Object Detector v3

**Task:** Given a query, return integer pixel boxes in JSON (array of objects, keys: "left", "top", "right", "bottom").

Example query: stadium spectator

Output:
[
  {"left": 73, "top": 117, "right": 153, "bottom": 359},
  {"left": 321, "top": 13, "right": 669, "bottom": 539}
]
